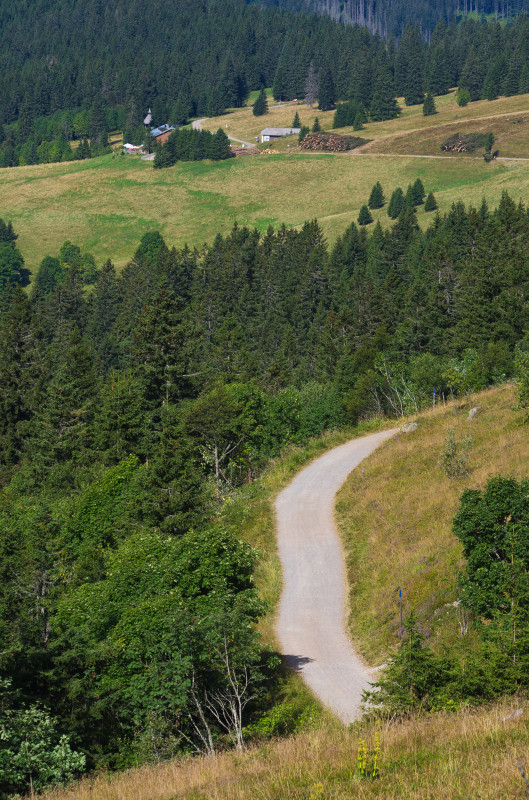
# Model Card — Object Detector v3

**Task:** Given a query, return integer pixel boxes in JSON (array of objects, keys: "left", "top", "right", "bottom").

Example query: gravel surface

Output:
[{"left": 275, "top": 429, "right": 398, "bottom": 722}]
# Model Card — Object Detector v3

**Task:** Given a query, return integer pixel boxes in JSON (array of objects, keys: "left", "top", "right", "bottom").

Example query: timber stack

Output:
[{"left": 299, "top": 132, "right": 368, "bottom": 152}]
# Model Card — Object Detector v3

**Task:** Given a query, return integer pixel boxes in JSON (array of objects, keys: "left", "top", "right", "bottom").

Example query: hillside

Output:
[
  {"left": 337, "top": 384, "right": 527, "bottom": 663},
  {"left": 41, "top": 385, "right": 529, "bottom": 800},
  {"left": 5, "top": 91, "right": 529, "bottom": 276},
  {"left": 266, "top": 0, "right": 529, "bottom": 36}
]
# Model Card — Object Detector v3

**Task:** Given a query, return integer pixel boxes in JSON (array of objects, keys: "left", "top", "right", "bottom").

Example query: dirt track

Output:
[{"left": 275, "top": 429, "right": 398, "bottom": 722}]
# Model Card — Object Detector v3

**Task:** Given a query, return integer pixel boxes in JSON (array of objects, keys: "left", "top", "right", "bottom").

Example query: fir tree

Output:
[
  {"left": 353, "top": 111, "right": 364, "bottom": 130},
  {"left": 317, "top": 66, "right": 335, "bottom": 112},
  {"left": 411, "top": 178, "right": 426, "bottom": 205},
  {"left": 292, "top": 111, "right": 301, "bottom": 128},
  {"left": 312, "top": 116, "right": 321, "bottom": 133},
  {"left": 358, "top": 205, "right": 373, "bottom": 226},
  {"left": 252, "top": 87, "right": 268, "bottom": 117},
  {"left": 370, "top": 66, "right": 399, "bottom": 122},
  {"left": 298, "top": 125, "right": 309, "bottom": 143},
  {"left": 368, "top": 181, "right": 385, "bottom": 209},
  {"left": 422, "top": 92, "right": 436, "bottom": 116},
  {"left": 387, "top": 187, "right": 405, "bottom": 219},
  {"left": 424, "top": 192, "right": 437, "bottom": 212}
]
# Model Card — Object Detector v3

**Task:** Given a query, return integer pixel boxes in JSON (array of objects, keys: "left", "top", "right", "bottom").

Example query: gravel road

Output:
[{"left": 275, "top": 428, "right": 398, "bottom": 722}]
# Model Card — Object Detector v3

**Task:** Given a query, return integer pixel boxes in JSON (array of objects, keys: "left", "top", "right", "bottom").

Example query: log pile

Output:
[
  {"left": 441, "top": 133, "right": 487, "bottom": 153},
  {"left": 230, "top": 145, "right": 260, "bottom": 157},
  {"left": 299, "top": 132, "right": 368, "bottom": 152}
]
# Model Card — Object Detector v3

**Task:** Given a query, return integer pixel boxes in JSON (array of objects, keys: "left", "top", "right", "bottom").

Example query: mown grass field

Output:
[
  {"left": 336, "top": 384, "right": 528, "bottom": 665},
  {"left": 3, "top": 135, "right": 529, "bottom": 277}
]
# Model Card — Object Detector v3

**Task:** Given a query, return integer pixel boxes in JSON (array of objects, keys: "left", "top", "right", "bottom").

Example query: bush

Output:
[{"left": 439, "top": 429, "right": 472, "bottom": 478}]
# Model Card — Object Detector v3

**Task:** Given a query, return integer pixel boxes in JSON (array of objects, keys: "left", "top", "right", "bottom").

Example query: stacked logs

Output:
[{"left": 299, "top": 133, "right": 368, "bottom": 152}]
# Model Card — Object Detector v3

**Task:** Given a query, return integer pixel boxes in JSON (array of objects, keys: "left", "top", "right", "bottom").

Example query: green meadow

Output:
[
  {"left": 2, "top": 148, "right": 529, "bottom": 276},
  {"left": 4, "top": 91, "right": 529, "bottom": 276}
]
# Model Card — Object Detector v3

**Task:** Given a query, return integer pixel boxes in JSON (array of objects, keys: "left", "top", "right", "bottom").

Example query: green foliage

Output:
[
  {"left": 387, "top": 187, "right": 405, "bottom": 219},
  {"left": 298, "top": 125, "right": 310, "bottom": 143},
  {"left": 292, "top": 111, "right": 301, "bottom": 128},
  {"left": 363, "top": 612, "right": 451, "bottom": 716},
  {"left": 154, "top": 128, "right": 231, "bottom": 168},
  {"left": 422, "top": 91, "right": 436, "bottom": 116},
  {"left": 424, "top": 191, "right": 437, "bottom": 211},
  {"left": 439, "top": 429, "right": 472, "bottom": 478},
  {"left": 358, "top": 205, "right": 373, "bottom": 226},
  {"left": 368, "top": 181, "right": 385, "bottom": 209},
  {"left": 0, "top": 681, "right": 86, "bottom": 798},
  {"left": 311, "top": 116, "right": 321, "bottom": 133},
  {"left": 456, "top": 87, "right": 471, "bottom": 107},
  {"left": 253, "top": 88, "right": 269, "bottom": 117},
  {"left": 0, "top": 243, "right": 24, "bottom": 293}
]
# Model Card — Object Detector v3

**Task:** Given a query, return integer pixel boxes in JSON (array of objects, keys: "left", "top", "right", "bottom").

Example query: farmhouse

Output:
[
  {"left": 151, "top": 124, "right": 177, "bottom": 144},
  {"left": 260, "top": 127, "right": 300, "bottom": 143}
]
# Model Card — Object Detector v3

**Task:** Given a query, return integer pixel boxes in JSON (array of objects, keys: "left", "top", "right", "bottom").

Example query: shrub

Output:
[{"left": 439, "top": 429, "right": 472, "bottom": 478}]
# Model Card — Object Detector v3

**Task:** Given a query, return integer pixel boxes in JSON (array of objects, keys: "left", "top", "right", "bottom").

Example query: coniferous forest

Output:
[
  {"left": 2, "top": 191, "right": 529, "bottom": 792},
  {"left": 4, "top": 0, "right": 529, "bottom": 167}
]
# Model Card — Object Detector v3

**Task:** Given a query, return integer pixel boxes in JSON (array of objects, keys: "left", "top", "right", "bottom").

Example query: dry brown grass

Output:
[
  {"left": 336, "top": 384, "right": 527, "bottom": 663},
  {"left": 44, "top": 699, "right": 529, "bottom": 799}
]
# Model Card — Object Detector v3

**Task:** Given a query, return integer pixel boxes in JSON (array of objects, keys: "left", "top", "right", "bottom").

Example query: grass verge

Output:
[{"left": 336, "top": 384, "right": 527, "bottom": 664}]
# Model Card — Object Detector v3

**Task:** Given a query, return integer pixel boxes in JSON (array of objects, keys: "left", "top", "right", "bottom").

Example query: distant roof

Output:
[
  {"left": 144, "top": 108, "right": 153, "bottom": 125},
  {"left": 260, "top": 127, "right": 301, "bottom": 136},
  {"left": 151, "top": 124, "right": 176, "bottom": 137}
]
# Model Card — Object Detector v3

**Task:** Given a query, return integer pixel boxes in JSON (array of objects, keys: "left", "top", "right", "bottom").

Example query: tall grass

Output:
[{"left": 44, "top": 700, "right": 529, "bottom": 799}]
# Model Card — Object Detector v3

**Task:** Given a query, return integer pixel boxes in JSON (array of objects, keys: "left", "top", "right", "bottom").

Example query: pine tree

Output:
[
  {"left": 317, "top": 66, "right": 335, "bottom": 112},
  {"left": 311, "top": 116, "right": 321, "bottom": 132},
  {"left": 368, "top": 181, "right": 385, "bottom": 209},
  {"left": 358, "top": 205, "right": 373, "bottom": 226},
  {"left": 424, "top": 192, "right": 437, "bottom": 212},
  {"left": 387, "top": 187, "right": 405, "bottom": 219},
  {"left": 76, "top": 138, "right": 91, "bottom": 160},
  {"left": 422, "top": 92, "right": 436, "bottom": 116},
  {"left": 292, "top": 111, "right": 301, "bottom": 128},
  {"left": 252, "top": 87, "right": 268, "bottom": 117},
  {"left": 353, "top": 111, "right": 364, "bottom": 130},
  {"left": 411, "top": 178, "right": 426, "bottom": 205}
]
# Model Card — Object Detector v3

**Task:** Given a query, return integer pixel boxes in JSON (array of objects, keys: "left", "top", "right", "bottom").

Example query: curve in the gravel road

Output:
[{"left": 275, "top": 428, "right": 398, "bottom": 723}]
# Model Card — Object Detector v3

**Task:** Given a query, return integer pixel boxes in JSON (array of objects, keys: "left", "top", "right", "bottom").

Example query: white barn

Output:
[{"left": 260, "top": 127, "right": 300, "bottom": 143}]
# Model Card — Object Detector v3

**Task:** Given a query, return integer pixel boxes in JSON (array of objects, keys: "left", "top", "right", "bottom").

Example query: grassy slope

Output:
[
  {"left": 336, "top": 384, "right": 527, "bottom": 664},
  {"left": 5, "top": 93, "right": 529, "bottom": 276},
  {"left": 43, "top": 384, "right": 529, "bottom": 800},
  {"left": 45, "top": 700, "right": 529, "bottom": 799}
]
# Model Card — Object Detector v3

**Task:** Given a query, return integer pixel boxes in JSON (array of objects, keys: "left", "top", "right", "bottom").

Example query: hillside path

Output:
[
  {"left": 192, "top": 118, "right": 254, "bottom": 147},
  {"left": 275, "top": 428, "right": 398, "bottom": 722}
]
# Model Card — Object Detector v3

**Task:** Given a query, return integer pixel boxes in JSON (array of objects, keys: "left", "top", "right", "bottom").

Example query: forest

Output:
[
  {"left": 4, "top": 0, "right": 529, "bottom": 167},
  {"left": 2, "top": 189, "right": 529, "bottom": 793},
  {"left": 268, "top": 0, "right": 529, "bottom": 37}
]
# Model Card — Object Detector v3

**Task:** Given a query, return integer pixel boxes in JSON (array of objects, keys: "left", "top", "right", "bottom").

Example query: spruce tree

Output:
[
  {"left": 292, "top": 111, "right": 301, "bottom": 128},
  {"left": 317, "top": 66, "right": 335, "bottom": 112},
  {"left": 312, "top": 116, "right": 321, "bottom": 132},
  {"left": 252, "top": 87, "right": 268, "bottom": 117},
  {"left": 387, "top": 187, "right": 405, "bottom": 219},
  {"left": 368, "top": 181, "right": 385, "bottom": 209},
  {"left": 353, "top": 111, "right": 364, "bottom": 130},
  {"left": 370, "top": 66, "right": 399, "bottom": 122},
  {"left": 298, "top": 125, "right": 309, "bottom": 143},
  {"left": 424, "top": 192, "right": 437, "bottom": 212},
  {"left": 519, "top": 64, "right": 529, "bottom": 95},
  {"left": 422, "top": 92, "right": 436, "bottom": 116},
  {"left": 358, "top": 205, "right": 373, "bottom": 226},
  {"left": 411, "top": 178, "right": 426, "bottom": 205}
]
